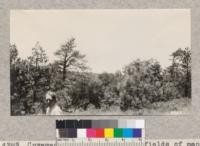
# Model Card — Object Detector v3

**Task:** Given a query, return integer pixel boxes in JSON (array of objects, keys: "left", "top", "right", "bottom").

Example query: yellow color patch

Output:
[{"left": 104, "top": 128, "right": 114, "bottom": 138}]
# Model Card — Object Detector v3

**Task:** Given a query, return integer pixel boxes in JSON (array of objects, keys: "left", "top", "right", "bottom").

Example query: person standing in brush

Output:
[{"left": 45, "top": 91, "right": 63, "bottom": 115}]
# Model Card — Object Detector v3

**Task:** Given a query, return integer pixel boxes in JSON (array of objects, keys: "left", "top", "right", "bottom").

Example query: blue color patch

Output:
[
  {"left": 122, "top": 128, "right": 133, "bottom": 138},
  {"left": 133, "top": 128, "right": 142, "bottom": 138}
]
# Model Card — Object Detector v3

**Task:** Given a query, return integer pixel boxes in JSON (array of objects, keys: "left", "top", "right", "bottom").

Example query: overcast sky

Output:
[{"left": 10, "top": 9, "right": 191, "bottom": 73}]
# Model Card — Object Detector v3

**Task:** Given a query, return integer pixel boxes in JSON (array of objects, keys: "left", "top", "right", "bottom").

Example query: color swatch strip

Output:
[
  {"left": 57, "top": 128, "right": 142, "bottom": 138},
  {"left": 56, "top": 120, "right": 144, "bottom": 139}
]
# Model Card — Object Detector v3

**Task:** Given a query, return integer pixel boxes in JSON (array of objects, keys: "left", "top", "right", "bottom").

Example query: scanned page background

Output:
[{"left": 0, "top": 0, "right": 200, "bottom": 140}]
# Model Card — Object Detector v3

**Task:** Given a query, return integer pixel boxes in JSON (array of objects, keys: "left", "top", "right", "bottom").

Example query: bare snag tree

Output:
[{"left": 54, "top": 37, "right": 87, "bottom": 81}]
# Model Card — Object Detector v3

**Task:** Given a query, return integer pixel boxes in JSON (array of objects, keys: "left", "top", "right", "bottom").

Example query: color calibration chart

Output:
[{"left": 56, "top": 119, "right": 145, "bottom": 144}]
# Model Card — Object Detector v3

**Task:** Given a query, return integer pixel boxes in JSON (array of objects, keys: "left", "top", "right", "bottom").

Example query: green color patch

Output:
[{"left": 114, "top": 128, "right": 123, "bottom": 138}]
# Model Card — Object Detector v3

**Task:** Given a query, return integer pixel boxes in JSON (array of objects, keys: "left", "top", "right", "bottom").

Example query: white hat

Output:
[{"left": 45, "top": 91, "right": 56, "bottom": 100}]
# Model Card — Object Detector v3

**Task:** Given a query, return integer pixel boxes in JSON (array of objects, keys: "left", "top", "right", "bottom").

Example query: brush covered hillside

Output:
[
  {"left": 62, "top": 98, "right": 191, "bottom": 115},
  {"left": 10, "top": 38, "right": 191, "bottom": 115}
]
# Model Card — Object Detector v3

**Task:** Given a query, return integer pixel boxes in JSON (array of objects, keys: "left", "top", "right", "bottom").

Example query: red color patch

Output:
[{"left": 96, "top": 128, "right": 104, "bottom": 138}]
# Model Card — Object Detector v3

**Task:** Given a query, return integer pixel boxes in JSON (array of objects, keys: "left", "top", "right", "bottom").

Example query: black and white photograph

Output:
[{"left": 10, "top": 9, "right": 191, "bottom": 116}]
